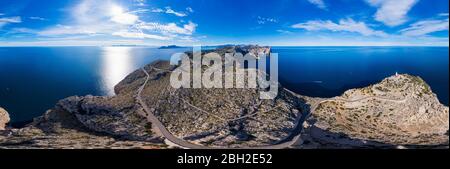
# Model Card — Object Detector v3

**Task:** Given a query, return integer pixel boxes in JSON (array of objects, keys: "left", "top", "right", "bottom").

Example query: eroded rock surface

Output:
[
  {"left": 299, "top": 74, "right": 449, "bottom": 148},
  {"left": 0, "top": 107, "right": 10, "bottom": 130},
  {"left": 0, "top": 66, "right": 164, "bottom": 148}
]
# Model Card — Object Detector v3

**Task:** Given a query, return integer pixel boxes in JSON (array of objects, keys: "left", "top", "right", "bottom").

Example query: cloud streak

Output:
[
  {"left": 112, "top": 30, "right": 170, "bottom": 40},
  {"left": 36, "top": 0, "right": 198, "bottom": 41},
  {"left": 292, "top": 18, "right": 387, "bottom": 37},
  {"left": 307, "top": 0, "right": 327, "bottom": 10},
  {"left": 151, "top": 7, "right": 191, "bottom": 17},
  {"left": 29, "top": 17, "right": 46, "bottom": 21},
  {"left": 136, "top": 21, "right": 197, "bottom": 36},
  {"left": 400, "top": 17, "right": 449, "bottom": 36},
  {"left": 257, "top": 16, "right": 277, "bottom": 24},
  {"left": 277, "top": 29, "right": 293, "bottom": 34},
  {"left": 0, "top": 16, "right": 22, "bottom": 28},
  {"left": 366, "top": 0, "right": 418, "bottom": 26}
]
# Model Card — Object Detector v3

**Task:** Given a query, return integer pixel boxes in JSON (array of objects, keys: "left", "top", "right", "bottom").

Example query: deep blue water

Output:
[
  {"left": 273, "top": 47, "right": 449, "bottom": 105},
  {"left": 0, "top": 46, "right": 448, "bottom": 123},
  {"left": 0, "top": 47, "right": 188, "bottom": 123}
]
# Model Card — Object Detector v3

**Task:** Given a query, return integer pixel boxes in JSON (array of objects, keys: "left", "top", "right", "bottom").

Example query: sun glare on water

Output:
[{"left": 101, "top": 47, "right": 134, "bottom": 96}]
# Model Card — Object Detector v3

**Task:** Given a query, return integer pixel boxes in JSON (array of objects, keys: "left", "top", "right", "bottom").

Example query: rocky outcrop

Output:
[
  {"left": 134, "top": 61, "right": 306, "bottom": 147},
  {"left": 0, "top": 106, "right": 164, "bottom": 149},
  {"left": 0, "top": 63, "right": 165, "bottom": 148},
  {"left": 237, "top": 45, "right": 271, "bottom": 56},
  {"left": 0, "top": 107, "right": 10, "bottom": 130},
  {"left": 54, "top": 95, "right": 155, "bottom": 141},
  {"left": 299, "top": 74, "right": 449, "bottom": 148},
  {"left": 198, "top": 45, "right": 271, "bottom": 58}
]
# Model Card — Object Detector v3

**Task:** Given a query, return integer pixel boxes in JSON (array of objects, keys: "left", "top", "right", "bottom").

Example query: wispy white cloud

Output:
[
  {"left": 150, "top": 8, "right": 164, "bottom": 13},
  {"left": 277, "top": 29, "right": 293, "bottom": 34},
  {"left": 36, "top": 0, "right": 198, "bottom": 41},
  {"left": 113, "top": 21, "right": 200, "bottom": 42},
  {"left": 151, "top": 7, "right": 189, "bottom": 17},
  {"left": 269, "top": 36, "right": 448, "bottom": 46},
  {"left": 9, "top": 27, "right": 37, "bottom": 34},
  {"left": 130, "top": 9, "right": 149, "bottom": 14},
  {"left": 0, "top": 17, "right": 21, "bottom": 23},
  {"left": 68, "top": 0, "right": 137, "bottom": 25},
  {"left": 29, "top": 16, "right": 46, "bottom": 21},
  {"left": 292, "top": 18, "right": 387, "bottom": 37},
  {"left": 366, "top": 0, "right": 418, "bottom": 26},
  {"left": 186, "top": 7, "right": 194, "bottom": 13},
  {"left": 134, "top": 0, "right": 146, "bottom": 7},
  {"left": 439, "top": 13, "right": 449, "bottom": 17},
  {"left": 400, "top": 15, "right": 449, "bottom": 36},
  {"left": 137, "top": 21, "right": 197, "bottom": 35},
  {"left": 0, "top": 39, "right": 147, "bottom": 47},
  {"left": 307, "top": 0, "right": 327, "bottom": 10},
  {"left": 37, "top": 1, "right": 134, "bottom": 36},
  {"left": 112, "top": 30, "right": 170, "bottom": 40},
  {"left": 257, "top": 16, "right": 277, "bottom": 24},
  {"left": 39, "top": 24, "right": 104, "bottom": 36},
  {"left": 0, "top": 16, "right": 21, "bottom": 28},
  {"left": 165, "top": 7, "right": 187, "bottom": 17}
]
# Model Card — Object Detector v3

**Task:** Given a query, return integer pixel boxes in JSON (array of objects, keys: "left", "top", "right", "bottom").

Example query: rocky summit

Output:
[
  {"left": 0, "top": 46, "right": 448, "bottom": 149},
  {"left": 299, "top": 74, "right": 449, "bottom": 148}
]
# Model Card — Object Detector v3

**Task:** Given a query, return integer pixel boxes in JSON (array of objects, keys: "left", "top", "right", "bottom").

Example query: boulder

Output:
[{"left": 0, "top": 107, "right": 10, "bottom": 130}]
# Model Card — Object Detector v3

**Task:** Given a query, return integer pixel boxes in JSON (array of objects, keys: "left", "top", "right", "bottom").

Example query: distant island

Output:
[{"left": 158, "top": 45, "right": 185, "bottom": 49}]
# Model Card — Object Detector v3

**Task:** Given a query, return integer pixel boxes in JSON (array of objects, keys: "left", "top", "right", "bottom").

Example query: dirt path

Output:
[{"left": 136, "top": 67, "right": 307, "bottom": 149}]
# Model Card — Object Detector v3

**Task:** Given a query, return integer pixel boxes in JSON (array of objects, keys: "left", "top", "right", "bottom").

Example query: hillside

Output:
[{"left": 299, "top": 74, "right": 449, "bottom": 148}]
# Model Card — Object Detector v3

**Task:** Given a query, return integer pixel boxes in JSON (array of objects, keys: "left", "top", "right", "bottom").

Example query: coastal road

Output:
[
  {"left": 136, "top": 67, "right": 307, "bottom": 149},
  {"left": 137, "top": 67, "right": 207, "bottom": 149},
  {"left": 319, "top": 96, "right": 407, "bottom": 105}
]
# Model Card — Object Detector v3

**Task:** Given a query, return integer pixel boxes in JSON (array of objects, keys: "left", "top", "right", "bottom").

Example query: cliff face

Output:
[
  {"left": 0, "top": 67, "right": 165, "bottom": 148},
  {"left": 299, "top": 74, "right": 449, "bottom": 148},
  {"left": 0, "top": 46, "right": 448, "bottom": 149},
  {"left": 0, "top": 107, "right": 9, "bottom": 130}
]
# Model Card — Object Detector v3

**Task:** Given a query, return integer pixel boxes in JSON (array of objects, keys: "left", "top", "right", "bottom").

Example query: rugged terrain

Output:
[
  {"left": 0, "top": 45, "right": 448, "bottom": 149},
  {"left": 0, "top": 107, "right": 9, "bottom": 130},
  {"left": 298, "top": 74, "right": 449, "bottom": 148},
  {"left": 136, "top": 62, "right": 306, "bottom": 147},
  {"left": 0, "top": 66, "right": 166, "bottom": 148}
]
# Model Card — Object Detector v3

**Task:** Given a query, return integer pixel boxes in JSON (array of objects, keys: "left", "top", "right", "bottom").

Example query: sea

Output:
[{"left": 0, "top": 46, "right": 448, "bottom": 124}]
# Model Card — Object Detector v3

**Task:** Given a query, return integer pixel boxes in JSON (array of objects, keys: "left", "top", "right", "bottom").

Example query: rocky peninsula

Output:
[{"left": 0, "top": 45, "right": 448, "bottom": 149}]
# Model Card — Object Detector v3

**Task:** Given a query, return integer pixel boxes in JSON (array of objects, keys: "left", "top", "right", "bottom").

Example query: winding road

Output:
[
  {"left": 318, "top": 95, "right": 407, "bottom": 105},
  {"left": 136, "top": 67, "right": 307, "bottom": 149}
]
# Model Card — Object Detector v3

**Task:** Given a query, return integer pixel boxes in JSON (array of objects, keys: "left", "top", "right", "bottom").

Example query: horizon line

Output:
[{"left": 0, "top": 44, "right": 449, "bottom": 47}]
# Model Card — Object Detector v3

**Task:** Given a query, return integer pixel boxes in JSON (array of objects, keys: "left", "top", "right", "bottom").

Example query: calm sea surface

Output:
[{"left": 0, "top": 46, "right": 448, "bottom": 123}]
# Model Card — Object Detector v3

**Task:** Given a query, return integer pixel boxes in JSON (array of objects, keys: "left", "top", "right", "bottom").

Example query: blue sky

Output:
[{"left": 0, "top": 0, "right": 448, "bottom": 46}]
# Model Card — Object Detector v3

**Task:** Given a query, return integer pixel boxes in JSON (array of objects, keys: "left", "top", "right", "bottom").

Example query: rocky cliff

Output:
[
  {"left": 0, "top": 107, "right": 9, "bottom": 130},
  {"left": 298, "top": 74, "right": 449, "bottom": 148},
  {"left": 0, "top": 67, "right": 165, "bottom": 148},
  {"left": 0, "top": 46, "right": 448, "bottom": 149},
  {"left": 133, "top": 61, "right": 306, "bottom": 148}
]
